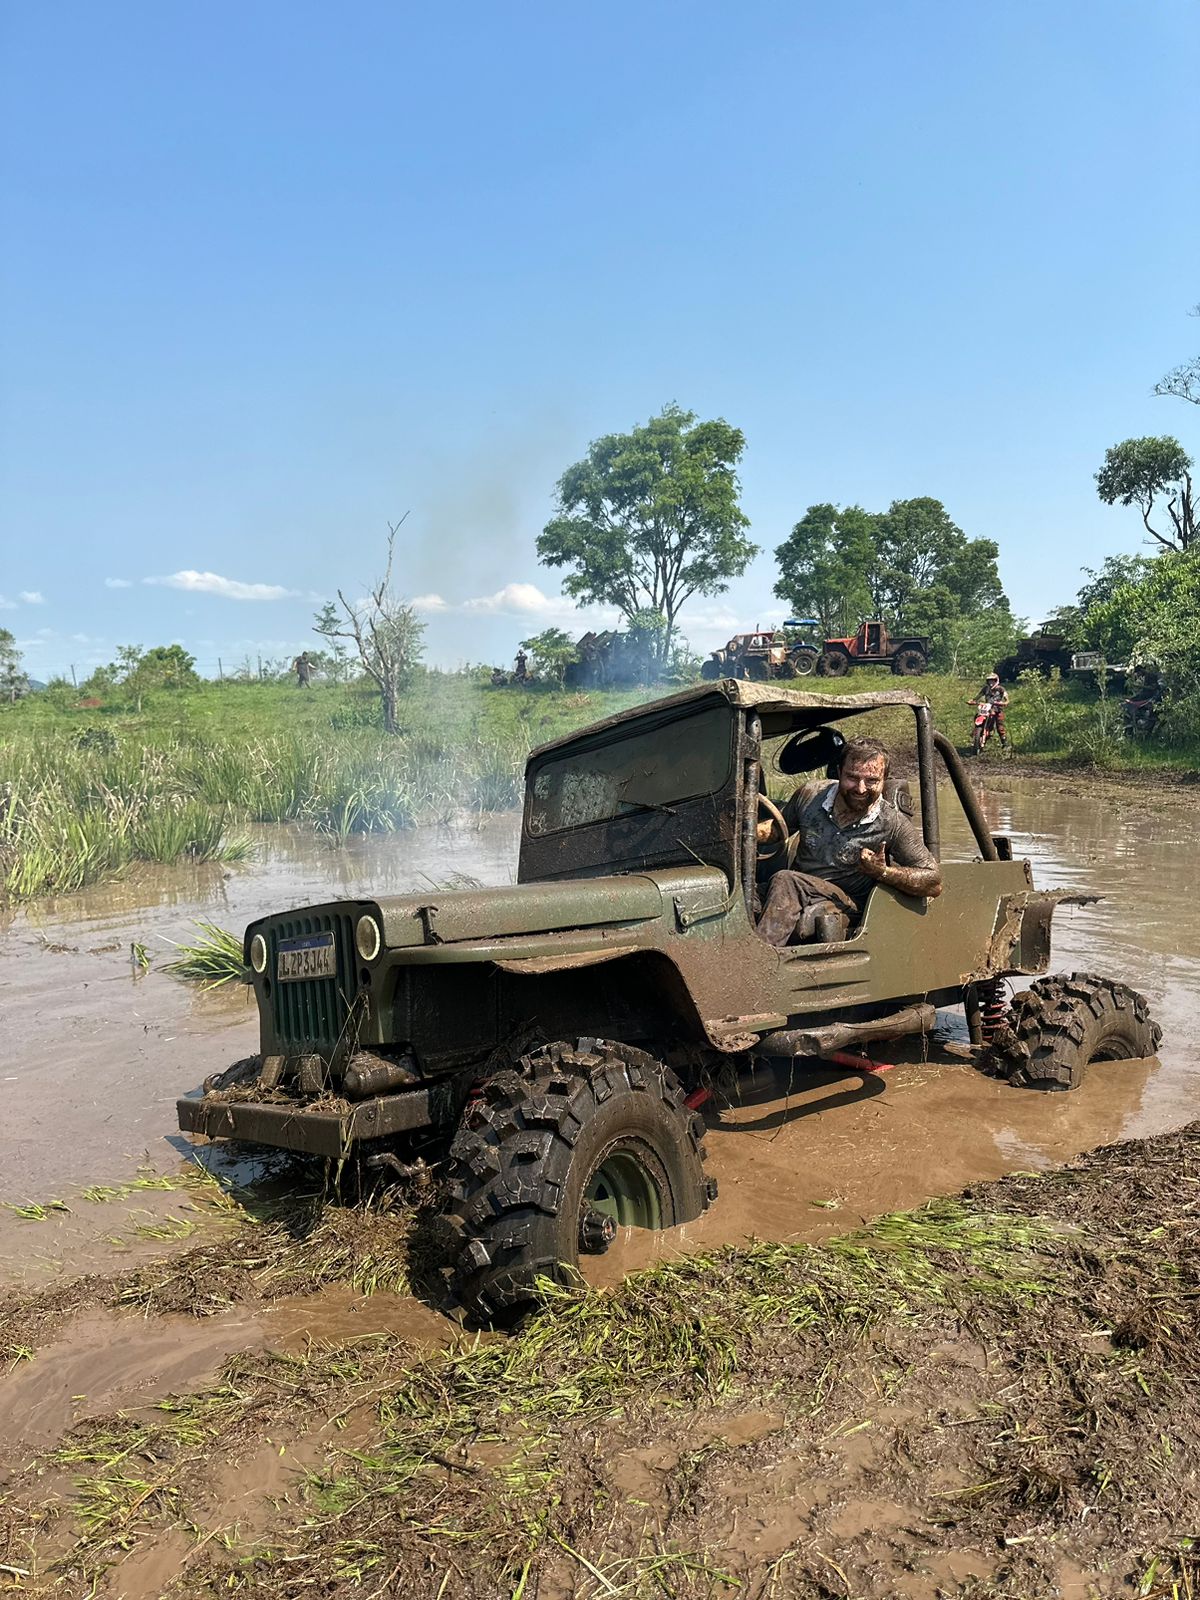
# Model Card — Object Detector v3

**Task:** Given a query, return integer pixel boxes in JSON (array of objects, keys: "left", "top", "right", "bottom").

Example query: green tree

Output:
[
  {"left": 307, "top": 632, "right": 354, "bottom": 684},
  {"left": 772, "top": 503, "right": 875, "bottom": 634},
  {"left": 81, "top": 643, "right": 198, "bottom": 707},
  {"left": 538, "top": 405, "right": 757, "bottom": 667},
  {"left": 873, "top": 498, "right": 1008, "bottom": 622},
  {"left": 315, "top": 519, "right": 425, "bottom": 732},
  {"left": 1096, "top": 437, "right": 1195, "bottom": 552},
  {"left": 1083, "top": 548, "right": 1200, "bottom": 683},
  {"left": 520, "top": 627, "right": 577, "bottom": 686},
  {"left": 938, "top": 608, "right": 1024, "bottom": 678},
  {"left": 131, "top": 644, "right": 199, "bottom": 692},
  {"left": 1076, "top": 553, "right": 1154, "bottom": 617},
  {"left": 0, "top": 629, "right": 28, "bottom": 703}
]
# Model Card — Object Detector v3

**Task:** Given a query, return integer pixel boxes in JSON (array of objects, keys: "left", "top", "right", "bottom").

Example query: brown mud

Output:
[{"left": 0, "top": 1126, "right": 1196, "bottom": 1598}]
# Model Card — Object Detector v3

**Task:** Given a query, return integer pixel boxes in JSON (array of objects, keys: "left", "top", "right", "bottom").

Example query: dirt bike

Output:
[{"left": 971, "top": 700, "right": 1003, "bottom": 756}]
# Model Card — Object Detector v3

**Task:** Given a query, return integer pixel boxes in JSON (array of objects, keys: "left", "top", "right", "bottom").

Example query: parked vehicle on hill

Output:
[
  {"left": 815, "top": 619, "right": 929, "bottom": 677},
  {"left": 701, "top": 622, "right": 821, "bottom": 681},
  {"left": 562, "top": 630, "right": 655, "bottom": 689},
  {"left": 996, "top": 625, "right": 1075, "bottom": 683},
  {"left": 179, "top": 682, "right": 1161, "bottom": 1324}
]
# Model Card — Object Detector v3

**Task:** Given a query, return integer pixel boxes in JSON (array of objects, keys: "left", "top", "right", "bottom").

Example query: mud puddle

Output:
[
  {"left": 0, "top": 1306, "right": 266, "bottom": 1457},
  {"left": 0, "top": 1283, "right": 457, "bottom": 1465},
  {"left": 1, "top": 777, "right": 1197, "bottom": 1290}
]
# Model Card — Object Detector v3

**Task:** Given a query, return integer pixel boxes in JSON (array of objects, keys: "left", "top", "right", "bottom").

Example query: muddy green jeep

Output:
[{"left": 178, "top": 683, "right": 1160, "bottom": 1322}]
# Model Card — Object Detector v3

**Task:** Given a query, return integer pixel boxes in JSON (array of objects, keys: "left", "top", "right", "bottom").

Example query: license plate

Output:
[{"left": 277, "top": 933, "right": 336, "bottom": 981}]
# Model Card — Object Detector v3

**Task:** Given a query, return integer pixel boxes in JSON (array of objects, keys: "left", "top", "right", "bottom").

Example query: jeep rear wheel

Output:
[
  {"left": 989, "top": 973, "right": 1161, "bottom": 1091},
  {"left": 444, "top": 1041, "right": 713, "bottom": 1325}
]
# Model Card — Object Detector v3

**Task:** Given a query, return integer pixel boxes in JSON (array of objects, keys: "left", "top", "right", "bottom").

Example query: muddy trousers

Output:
[{"left": 756, "top": 871, "right": 858, "bottom": 948}]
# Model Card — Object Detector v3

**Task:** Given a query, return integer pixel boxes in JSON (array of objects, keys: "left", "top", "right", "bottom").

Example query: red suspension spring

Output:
[{"left": 976, "top": 978, "right": 1010, "bottom": 1043}]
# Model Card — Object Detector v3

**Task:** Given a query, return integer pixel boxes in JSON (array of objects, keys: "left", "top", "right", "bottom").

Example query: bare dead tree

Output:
[{"left": 314, "top": 515, "right": 425, "bottom": 732}]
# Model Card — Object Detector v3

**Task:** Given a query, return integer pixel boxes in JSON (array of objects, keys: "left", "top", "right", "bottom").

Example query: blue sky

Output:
[{"left": 2, "top": 0, "right": 1197, "bottom": 680}]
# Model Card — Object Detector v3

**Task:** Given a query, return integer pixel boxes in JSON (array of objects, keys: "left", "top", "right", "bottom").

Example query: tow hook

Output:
[
  {"left": 363, "top": 1152, "right": 428, "bottom": 1182},
  {"left": 578, "top": 1208, "right": 617, "bottom": 1255}
]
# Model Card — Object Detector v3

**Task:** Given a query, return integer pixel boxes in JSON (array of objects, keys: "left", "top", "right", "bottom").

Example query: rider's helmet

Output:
[{"left": 986, "top": 672, "right": 1000, "bottom": 684}]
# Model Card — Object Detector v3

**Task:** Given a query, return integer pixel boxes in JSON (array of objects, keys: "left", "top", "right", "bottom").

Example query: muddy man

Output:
[{"left": 756, "top": 735, "right": 942, "bottom": 946}]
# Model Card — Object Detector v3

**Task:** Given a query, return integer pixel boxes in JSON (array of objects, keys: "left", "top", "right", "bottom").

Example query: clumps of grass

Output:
[
  {"left": 1, "top": 1199, "right": 70, "bottom": 1221},
  {"left": 160, "top": 922, "right": 250, "bottom": 988}
]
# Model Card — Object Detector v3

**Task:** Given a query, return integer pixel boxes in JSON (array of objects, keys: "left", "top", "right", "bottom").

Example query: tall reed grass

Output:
[{"left": 0, "top": 724, "right": 527, "bottom": 903}]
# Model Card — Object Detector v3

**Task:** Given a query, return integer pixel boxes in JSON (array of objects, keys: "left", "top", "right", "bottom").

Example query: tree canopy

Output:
[
  {"left": 1095, "top": 437, "right": 1195, "bottom": 552},
  {"left": 1083, "top": 549, "right": 1200, "bottom": 692},
  {"left": 519, "top": 627, "right": 576, "bottom": 686},
  {"left": 772, "top": 504, "right": 874, "bottom": 635},
  {"left": 81, "top": 643, "right": 199, "bottom": 704},
  {"left": 774, "top": 496, "right": 1015, "bottom": 671},
  {"left": 538, "top": 405, "right": 757, "bottom": 665}
]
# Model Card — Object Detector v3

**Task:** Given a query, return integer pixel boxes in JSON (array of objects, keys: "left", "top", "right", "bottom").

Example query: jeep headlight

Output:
[
  {"left": 356, "top": 913, "right": 382, "bottom": 962},
  {"left": 249, "top": 933, "right": 268, "bottom": 974}
]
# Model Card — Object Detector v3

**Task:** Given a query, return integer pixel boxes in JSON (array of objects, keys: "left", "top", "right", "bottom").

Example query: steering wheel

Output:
[{"left": 757, "top": 792, "right": 789, "bottom": 861}]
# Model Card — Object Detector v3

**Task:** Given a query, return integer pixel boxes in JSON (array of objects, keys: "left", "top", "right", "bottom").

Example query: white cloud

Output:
[
  {"left": 414, "top": 582, "right": 617, "bottom": 628},
  {"left": 19, "top": 590, "right": 45, "bottom": 605},
  {"left": 676, "top": 600, "right": 788, "bottom": 649},
  {"left": 105, "top": 577, "right": 133, "bottom": 589},
  {"left": 144, "top": 571, "right": 299, "bottom": 601},
  {"left": 463, "top": 582, "right": 573, "bottom": 616}
]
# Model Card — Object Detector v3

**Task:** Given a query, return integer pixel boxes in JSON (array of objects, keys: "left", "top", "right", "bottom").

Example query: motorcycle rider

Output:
[{"left": 967, "top": 672, "right": 1010, "bottom": 750}]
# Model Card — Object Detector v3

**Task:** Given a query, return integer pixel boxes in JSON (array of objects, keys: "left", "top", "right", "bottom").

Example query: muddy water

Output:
[
  {"left": 1, "top": 780, "right": 1197, "bottom": 1281},
  {"left": 0, "top": 817, "right": 519, "bottom": 1208}
]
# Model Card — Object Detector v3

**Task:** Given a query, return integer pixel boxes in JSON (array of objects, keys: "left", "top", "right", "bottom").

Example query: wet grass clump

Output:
[{"left": 160, "top": 921, "right": 250, "bottom": 988}]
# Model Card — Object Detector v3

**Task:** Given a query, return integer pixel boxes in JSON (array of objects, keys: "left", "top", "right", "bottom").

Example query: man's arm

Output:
[
  {"left": 859, "top": 814, "right": 943, "bottom": 899},
  {"left": 861, "top": 854, "right": 944, "bottom": 899}
]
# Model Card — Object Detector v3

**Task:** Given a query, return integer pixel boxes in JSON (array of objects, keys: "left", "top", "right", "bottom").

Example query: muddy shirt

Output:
[{"left": 776, "top": 780, "right": 936, "bottom": 909}]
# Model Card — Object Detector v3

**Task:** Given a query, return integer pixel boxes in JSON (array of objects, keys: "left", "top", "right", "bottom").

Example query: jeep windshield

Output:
[{"left": 525, "top": 701, "right": 732, "bottom": 837}]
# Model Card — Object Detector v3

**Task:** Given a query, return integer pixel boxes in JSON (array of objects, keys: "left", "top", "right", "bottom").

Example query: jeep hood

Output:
[{"left": 375, "top": 874, "right": 665, "bottom": 948}]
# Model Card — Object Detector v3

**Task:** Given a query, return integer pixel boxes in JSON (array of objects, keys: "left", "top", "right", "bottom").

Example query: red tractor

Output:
[{"left": 816, "top": 619, "right": 929, "bottom": 677}]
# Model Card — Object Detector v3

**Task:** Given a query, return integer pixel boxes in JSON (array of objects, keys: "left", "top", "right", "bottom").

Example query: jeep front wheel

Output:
[
  {"left": 989, "top": 973, "right": 1161, "bottom": 1091},
  {"left": 444, "top": 1041, "right": 713, "bottom": 1324}
]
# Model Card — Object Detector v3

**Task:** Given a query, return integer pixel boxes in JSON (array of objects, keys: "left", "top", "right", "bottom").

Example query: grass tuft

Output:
[{"left": 160, "top": 922, "right": 250, "bottom": 988}]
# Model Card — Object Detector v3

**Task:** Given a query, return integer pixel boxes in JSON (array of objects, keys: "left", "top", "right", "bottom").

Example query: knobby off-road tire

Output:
[
  {"left": 990, "top": 973, "right": 1162, "bottom": 1091},
  {"left": 444, "top": 1041, "right": 714, "bottom": 1325},
  {"left": 891, "top": 647, "right": 927, "bottom": 676},
  {"left": 817, "top": 648, "right": 851, "bottom": 678}
]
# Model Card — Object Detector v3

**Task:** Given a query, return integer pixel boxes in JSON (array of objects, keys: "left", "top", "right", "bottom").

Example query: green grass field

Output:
[{"left": 1, "top": 667, "right": 1193, "bottom": 903}]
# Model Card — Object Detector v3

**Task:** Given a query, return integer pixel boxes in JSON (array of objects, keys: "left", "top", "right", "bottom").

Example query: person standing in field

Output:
[{"left": 292, "top": 651, "right": 313, "bottom": 688}]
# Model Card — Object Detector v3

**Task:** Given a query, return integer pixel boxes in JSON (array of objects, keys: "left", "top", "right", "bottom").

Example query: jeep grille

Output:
[{"left": 267, "top": 910, "right": 358, "bottom": 1056}]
